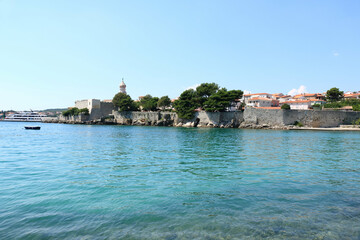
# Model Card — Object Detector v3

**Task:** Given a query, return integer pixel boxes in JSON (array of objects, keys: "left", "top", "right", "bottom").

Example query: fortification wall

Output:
[
  {"left": 192, "top": 111, "right": 243, "bottom": 127},
  {"left": 283, "top": 110, "right": 360, "bottom": 127},
  {"left": 52, "top": 108, "right": 360, "bottom": 128},
  {"left": 113, "top": 111, "right": 177, "bottom": 126},
  {"left": 89, "top": 102, "right": 116, "bottom": 120},
  {"left": 57, "top": 114, "right": 89, "bottom": 123},
  {"left": 242, "top": 108, "right": 284, "bottom": 127}
]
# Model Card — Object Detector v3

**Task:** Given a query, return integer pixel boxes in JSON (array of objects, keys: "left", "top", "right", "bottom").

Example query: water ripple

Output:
[{"left": 1, "top": 123, "right": 360, "bottom": 239}]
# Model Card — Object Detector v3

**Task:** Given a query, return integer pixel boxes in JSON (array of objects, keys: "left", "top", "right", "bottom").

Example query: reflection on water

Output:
[{"left": 0, "top": 122, "right": 360, "bottom": 239}]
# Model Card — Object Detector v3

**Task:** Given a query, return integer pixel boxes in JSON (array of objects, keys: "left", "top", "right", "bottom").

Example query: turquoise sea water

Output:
[{"left": 1, "top": 122, "right": 360, "bottom": 239}]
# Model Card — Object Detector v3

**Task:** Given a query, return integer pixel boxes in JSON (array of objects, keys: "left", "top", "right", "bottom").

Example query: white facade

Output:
[
  {"left": 285, "top": 101, "right": 311, "bottom": 110},
  {"left": 75, "top": 99, "right": 101, "bottom": 112},
  {"left": 244, "top": 93, "right": 272, "bottom": 103},
  {"left": 247, "top": 98, "right": 272, "bottom": 107}
]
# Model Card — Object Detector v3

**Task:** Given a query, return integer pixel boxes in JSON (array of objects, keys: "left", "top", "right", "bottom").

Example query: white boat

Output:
[{"left": 3, "top": 111, "right": 48, "bottom": 122}]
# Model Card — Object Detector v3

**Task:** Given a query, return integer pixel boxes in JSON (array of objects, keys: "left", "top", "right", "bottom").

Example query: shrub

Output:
[
  {"left": 294, "top": 121, "right": 304, "bottom": 127},
  {"left": 79, "top": 108, "right": 89, "bottom": 115},
  {"left": 281, "top": 104, "right": 290, "bottom": 110},
  {"left": 324, "top": 99, "right": 360, "bottom": 110},
  {"left": 353, "top": 105, "right": 360, "bottom": 111},
  {"left": 353, "top": 118, "right": 360, "bottom": 125},
  {"left": 62, "top": 108, "right": 89, "bottom": 116}
]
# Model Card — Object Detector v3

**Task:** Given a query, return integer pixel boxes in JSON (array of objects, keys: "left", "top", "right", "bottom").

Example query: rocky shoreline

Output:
[
  {"left": 43, "top": 116, "right": 301, "bottom": 130},
  {"left": 43, "top": 108, "right": 360, "bottom": 131}
]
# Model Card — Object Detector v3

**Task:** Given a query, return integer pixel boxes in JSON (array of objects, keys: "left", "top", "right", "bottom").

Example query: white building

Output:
[
  {"left": 282, "top": 100, "right": 311, "bottom": 110},
  {"left": 243, "top": 93, "right": 273, "bottom": 105},
  {"left": 247, "top": 97, "right": 273, "bottom": 107}
]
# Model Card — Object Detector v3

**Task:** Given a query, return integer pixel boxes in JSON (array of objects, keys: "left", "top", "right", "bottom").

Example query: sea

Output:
[{"left": 1, "top": 122, "right": 360, "bottom": 239}]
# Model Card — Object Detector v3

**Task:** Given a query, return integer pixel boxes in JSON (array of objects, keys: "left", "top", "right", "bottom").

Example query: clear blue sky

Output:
[{"left": 1, "top": 0, "right": 359, "bottom": 110}]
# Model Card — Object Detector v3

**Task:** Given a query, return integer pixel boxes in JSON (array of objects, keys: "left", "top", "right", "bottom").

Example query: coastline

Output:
[
  {"left": 40, "top": 109, "right": 360, "bottom": 131},
  {"left": 40, "top": 108, "right": 360, "bottom": 131}
]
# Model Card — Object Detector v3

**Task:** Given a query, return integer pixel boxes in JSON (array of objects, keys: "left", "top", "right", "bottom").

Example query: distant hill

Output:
[{"left": 41, "top": 108, "right": 67, "bottom": 113}]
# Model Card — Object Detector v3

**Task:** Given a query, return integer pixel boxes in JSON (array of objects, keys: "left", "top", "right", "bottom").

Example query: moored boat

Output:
[
  {"left": 3, "top": 111, "right": 48, "bottom": 122},
  {"left": 24, "top": 126, "right": 41, "bottom": 130}
]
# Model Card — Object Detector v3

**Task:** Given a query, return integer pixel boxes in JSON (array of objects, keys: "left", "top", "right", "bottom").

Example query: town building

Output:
[
  {"left": 344, "top": 93, "right": 360, "bottom": 99},
  {"left": 293, "top": 93, "right": 326, "bottom": 101},
  {"left": 243, "top": 93, "right": 273, "bottom": 105},
  {"left": 247, "top": 97, "right": 273, "bottom": 108},
  {"left": 281, "top": 99, "right": 326, "bottom": 110}
]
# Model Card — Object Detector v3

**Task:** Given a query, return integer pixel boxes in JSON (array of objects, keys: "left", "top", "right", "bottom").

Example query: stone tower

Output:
[{"left": 119, "top": 78, "right": 126, "bottom": 94}]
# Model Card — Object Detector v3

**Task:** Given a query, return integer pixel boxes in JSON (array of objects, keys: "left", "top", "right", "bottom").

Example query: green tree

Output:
[
  {"left": 281, "top": 104, "right": 290, "bottom": 110},
  {"left": 157, "top": 96, "right": 171, "bottom": 110},
  {"left": 203, "top": 88, "right": 243, "bottom": 112},
  {"left": 79, "top": 108, "right": 89, "bottom": 115},
  {"left": 112, "top": 92, "right": 137, "bottom": 111},
  {"left": 173, "top": 89, "right": 198, "bottom": 119},
  {"left": 140, "top": 94, "right": 159, "bottom": 111},
  {"left": 62, "top": 107, "right": 89, "bottom": 116},
  {"left": 196, "top": 83, "right": 219, "bottom": 107},
  {"left": 326, "top": 87, "right": 344, "bottom": 102}
]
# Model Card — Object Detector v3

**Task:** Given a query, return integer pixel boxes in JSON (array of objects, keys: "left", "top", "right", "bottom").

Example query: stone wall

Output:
[
  {"left": 113, "top": 111, "right": 177, "bottom": 126},
  {"left": 90, "top": 102, "right": 116, "bottom": 120},
  {"left": 242, "top": 108, "right": 284, "bottom": 127},
  {"left": 57, "top": 114, "right": 89, "bottom": 123},
  {"left": 283, "top": 110, "right": 360, "bottom": 127},
  {"left": 51, "top": 108, "right": 360, "bottom": 128},
  {"left": 241, "top": 108, "right": 360, "bottom": 128}
]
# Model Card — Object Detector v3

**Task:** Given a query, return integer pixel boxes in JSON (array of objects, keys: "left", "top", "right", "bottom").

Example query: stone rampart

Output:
[
  {"left": 113, "top": 111, "right": 177, "bottom": 126},
  {"left": 49, "top": 108, "right": 360, "bottom": 128},
  {"left": 242, "top": 108, "right": 284, "bottom": 127},
  {"left": 90, "top": 102, "right": 116, "bottom": 120},
  {"left": 57, "top": 114, "right": 89, "bottom": 123},
  {"left": 283, "top": 109, "right": 360, "bottom": 127}
]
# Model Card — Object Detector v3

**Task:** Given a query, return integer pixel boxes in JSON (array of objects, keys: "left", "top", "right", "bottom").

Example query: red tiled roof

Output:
[
  {"left": 283, "top": 100, "right": 311, "bottom": 104},
  {"left": 344, "top": 93, "right": 360, "bottom": 98},
  {"left": 249, "top": 97, "right": 272, "bottom": 101},
  {"left": 308, "top": 99, "right": 326, "bottom": 102},
  {"left": 255, "top": 107, "right": 281, "bottom": 109},
  {"left": 244, "top": 93, "right": 270, "bottom": 97}
]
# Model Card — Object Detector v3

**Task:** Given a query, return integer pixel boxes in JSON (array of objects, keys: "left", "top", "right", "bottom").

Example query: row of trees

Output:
[
  {"left": 112, "top": 83, "right": 243, "bottom": 119},
  {"left": 112, "top": 94, "right": 172, "bottom": 112},
  {"left": 173, "top": 83, "right": 243, "bottom": 118}
]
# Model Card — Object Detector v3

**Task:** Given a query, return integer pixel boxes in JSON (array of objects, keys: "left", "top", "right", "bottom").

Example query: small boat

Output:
[{"left": 24, "top": 126, "right": 41, "bottom": 130}]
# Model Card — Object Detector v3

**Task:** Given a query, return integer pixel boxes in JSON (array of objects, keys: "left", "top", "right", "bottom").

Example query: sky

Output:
[{"left": 1, "top": 0, "right": 359, "bottom": 110}]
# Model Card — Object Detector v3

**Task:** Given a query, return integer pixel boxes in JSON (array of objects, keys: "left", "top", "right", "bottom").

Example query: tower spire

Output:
[{"left": 119, "top": 77, "right": 127, "bottom": 94}]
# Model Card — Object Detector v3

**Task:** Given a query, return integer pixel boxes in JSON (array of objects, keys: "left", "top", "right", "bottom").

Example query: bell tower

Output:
[{"left": 119, "top": 78, "right": 126, "bottom": 94}]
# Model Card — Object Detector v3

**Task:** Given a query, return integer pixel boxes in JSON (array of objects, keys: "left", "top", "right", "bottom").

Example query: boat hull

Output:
[
  {"left": 2, "top": 119, "right": 43, "bottom": 122},
  {"left": 24, "top": 126, "right": 41, "bottom": 130}
]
